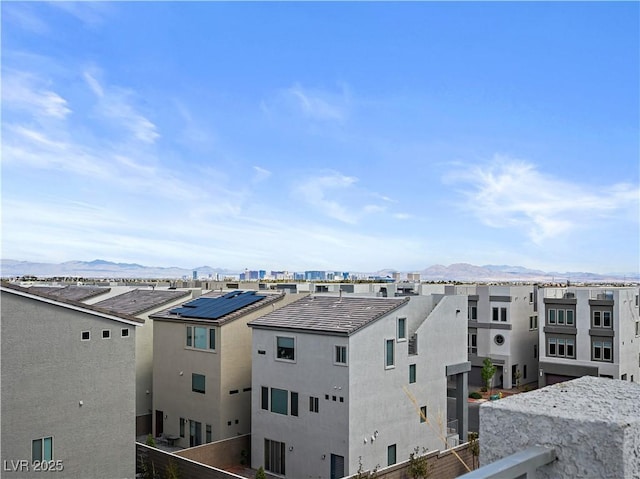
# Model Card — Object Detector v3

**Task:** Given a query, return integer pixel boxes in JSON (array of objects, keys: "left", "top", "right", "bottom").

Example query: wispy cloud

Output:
[
  {"left": 48, "top": 2, "right": 111, "bottom": 27},
  {"left": 2, "top": 3, "right": 50, "bottom": 34},
  {"left": 83, "top": 70, "right": 160, "bottom": 144},
  {"left": 294, "top": 172, "right": 359, "bottom": 224},
  {"left": 265, "top": 83, "right": 351, "bottom": 123},
  {"left": 445, "top": 156, "right": 640, "bottom": 243},
  {"left": 2, "top": 70, "right": 71, "bottom": 119},
  {"left": 252, "top": 166, "right": 272, "bottom": 183}
]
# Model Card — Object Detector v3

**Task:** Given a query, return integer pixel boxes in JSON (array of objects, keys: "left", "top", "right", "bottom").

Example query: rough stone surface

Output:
[{"left": 480, "top": 376, "right": 640, "bottom": 478}]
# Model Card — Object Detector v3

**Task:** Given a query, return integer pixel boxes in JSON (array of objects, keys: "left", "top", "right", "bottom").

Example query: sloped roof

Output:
[
  {"left": 1, "top": 282, "right": 144, "bottom": 325},
  {"left": 29, "top": 285, "right": 110, "bottom": 301},
  {"left": 93, "top": 289, "right": 191, "bottom": 316},
  {"left": 151, "top": 290, "right": 286, "bottom": 325},
  {"left": 248, "top": 295, "right": 409, "bottom": 335}
]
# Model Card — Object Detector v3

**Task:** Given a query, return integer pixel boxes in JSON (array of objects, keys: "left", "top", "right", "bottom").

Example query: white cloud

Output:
[
  {"left": 83, "top": 70, "right": 159, "bottom": 144},
  {"left": 252, "top": 166, "right": 272, "bottom": 183},
  {"left": 294, "top": 172, "right": 359, "bottom": 224},
  {"left": 265, "top": 83, "right": 350, "bottom": 123},
  {"left": 445, "top": 156, "right": 640, "bottom": 244},
  {"left": 2, "top": 4, "right": 50, "bottom": 34},
  {"left": 2, "top": 71, "right": 71, "bottom": 119}
]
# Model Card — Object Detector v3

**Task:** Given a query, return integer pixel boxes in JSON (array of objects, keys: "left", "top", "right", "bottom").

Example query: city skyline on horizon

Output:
[{"left": 2, "top": 2, "right": 639, "bottom": 275}]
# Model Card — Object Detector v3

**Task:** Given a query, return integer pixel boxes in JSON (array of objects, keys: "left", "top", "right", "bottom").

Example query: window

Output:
[
  {"left": 192, "top": 373, "right": 206, "bottom": 394},
  {"left": 492, "top": 307, "right": 499, "bottom": 322},
  {"left": 548, "top": 337, "right": 575, "bottom": 358},
  {"left": 265, "top": 439, "right": 286, "bottom": 475},
  {"left": 566, "top": 339, "right": 575, "bottom": 358},
  {"left": 385, "top": 339, "right": 395, "bottom": 368},
  {"left": 593, "top": 311, "right": 601, "bottom": 327},
  {"left": 309, "top": 396, "right": 319, "bottom": 413},
  {"left": 557, "top": 339, "right": 566, "bottom": 356},
  {"left": 593, "top": 339, "right": 612, "bottom": 362},
  {"left": 468, "top": 333, "right": 477, "bottom": 354},
  {"left": 397, "top": 318, "right": 406, "bottom": 340},
  {"left": 636, "top": 321, "right": 640, "bottom": 337},
  {"left": 500, "top": 307, "right": 507, "bottom": 322},
  {"left": 180, "top": 418, "right": 185, "bottom": 438},
  {"left": 387, "top": 444, "right": 397, "bottom": 466},
  {"left": 523, "top": 365, "right": 527, "bottom": 379},
  {"left": 548, "top": 338, "right": 557, "bottom": 356},
  {"left": 102, "top": 329, "right": 111, "bottom": 339},
  {"left": 290, "top": 392, "right": 298, "bottom": 417},
  {"left": 276, "top": 336, "right": 295, "bottom": 361},
  {"left": 529, "top": 316, "right": 538, "bottom": 330},
  {"left": 335, "top": 345, "right": 347, "bottom": 365},
  {"left": 566, "top": 310, "right": 574, "bottom": 326},
  {"left": 121, "top": 328, "right": 130, "bottom": 337},
  {"left": 549, "top": 309, "right": 556, "bottom": 324},
  {"left": 409, "top": 364, "right": 416, "bottom": 384},
  {"left": 534, "top": 344, "right": 537, "bottom": 359},
  {"left": 529, "top": 292, "right": 534, "bottom": 303},
  {"left": 32, "top": 437, "right": 53, "bottom": 461},
  {"left": 603, "top": 311, "right": 612, "bottom": 328},
  {"left": 81, "top": 331, "right": 90, "bottom": 341},
  {"left": 206, "top": 424, "right": 212, "bottom": 443},
  {"left": 494, "top": 334, "right": 505, "bottom": 346},
  {"left": 621, "top": 374, "right": 627, "bottom": 381},
  {"left": 261, "top": 386, "right": 268, "bottom": 410},
  {"left": 270, "top": 388, "right": 288, "bottom": 415},
  {"left": 470, "top": 306, "right": 478, "bottom": 320},
  {"left": 420, "top": 406, "right": 427, "bottom": 423},
  {"left": 186, "top": 326, "right": 215, "bottom": 350},
  {"left": 557, "top": 309, "right": 565, "bottom": 325}
]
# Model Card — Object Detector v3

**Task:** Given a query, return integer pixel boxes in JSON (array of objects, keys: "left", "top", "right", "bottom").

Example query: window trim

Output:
[
  {"left": 397, "top": 317, "right": 407, "bottom": 341},
  {"left": 334, "top": 345, "right": 348, "bottom": 366},
  {"left": 420, "top": 405, "right": 427, "bottom": 423},
  {"left": 32, "top": 436, "right": 53, "bottom": 462},
  {"left": 192, "top": 373, "right": 206, "bottom": 394},
  {"left": 409, "top": 364, "right": 416, "bottom": 384},
  {"left": 121, "top": 328, "right": 130, "bottom": 338},
  {"left": 185, "top": 325, "right": 217, "bottom": 352},
  {"left": 81, "top": 331, "right": 91, "bottom": 341},
  {"left": 385, "top": 338, "right": 395, "bottom": 369},
  {"left": 102, "top": 329, "right": 111, "bottom": 339},
  {"left": 275, "top": 335, "right": 296, "bottom": 362}
]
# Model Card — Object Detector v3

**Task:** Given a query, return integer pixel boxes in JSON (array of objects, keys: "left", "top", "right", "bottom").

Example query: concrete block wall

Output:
[{"left": 174, "top": 434, "right": 250, "bottom": 469}]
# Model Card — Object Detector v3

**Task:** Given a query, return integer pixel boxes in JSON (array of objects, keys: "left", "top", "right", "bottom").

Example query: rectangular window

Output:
[
  {"left": 189, "top": 420, "right": 202, "bottom": 447},
  {"left": 290, "top": 392, "right": 298, "bottom": 417},
  {"left": 270, "top": 388, "right": 288, "bottom": 415},
  {"left": 523, "top": 365, "right": 527, "bottom": 379},
  {"left": 621, "top": 374, "right": 627, "bottom": 381},
  {"left": 32, "top": 437, "right": 53, "bottom": 462},
  {"left": 566, "top": 339, "right": 575, "bottom": 358},
  {"left": 121, "top": 328, "right": 129, "bottom": 337},
  {"left": 264, "top": 439, "right": 286, "bottom": 475},
  {"left": 548, "top": 338, "right": 557, "bottom": 356},
  {"left": 470, "top": 306, "right": 477, "bottom": 320},
  {"left": 397, "top": 318, "right": 406, "bottom": 340},
  {"left": 276, "top": 336, "right": 295, "bottom": 361},
  {"left": 529, "top": 292, "right": 534, "bottom": 303},
  {"left": 469, "top": 333, "right": 477, "bottom": 354},
  {"left": 603, "top": 341, "right": 612, "bottom": 361},
  {"left": 593, "top": 340, "right": 602, "bottom": 360},
  {"left": 206, "top": 424, "right": 212, "bottom": 443},
  {"left": 385, "top": 339, "right": 394, "bottom": 368},
  {"left": 557, "top": 339, "right": 565, "bottom": 357},
  {"left": 557, "top": 310, "right": 565, "bottom": 325},
  {"left": 209, "top": 328, "right": 216, "bottom": 350},
  {"left": 261, "top": 387, "right": 269, "bottom": 410},
  {"left": 566, "top": 310, "right": 574, "bottom": 326},
  {"left": 335, "top": 345, "right": 347, "bottom": 365},
  {"left": 387, "top": 444, "right": 397, "bottom": 466},
  {"left": 534, "top": 344, "right": 538, "bottom": 359},
  {"left": 81, "top": 331, "right": 90, "bottom": 341},
  {"left": 501, "top": 307, "right": 507, "bottom": 322},
  {"left": 529, "top": 316, "right": 538, "bottom": 330},
  {"left": 603, "top": 311, "right": 612, "bottom": 328},
  {"left": 309, "top": 396, "right": 319, "bottom": 413},
  {"left": 192, "top": 373, "right": 206, "bottom": 394},
  {"left": 102, "top": 329, "right": 111, "bottom": 339},
  {"left": 409, "top": 364, "right": 416, "bottom": 384},
  {"left": 420, "top": 406, "right": 427, "bottom": 423},
  {"left": 593, "top": 311, "right": 602, "bottom": 327},
  {"left": 180, "top": 418, "right": 185, "bottom": 438},
  {"left": 636, "top": 322, "right": 640, "bottom": 337},
  {"left": 186, "top": 326, "right": 193, "bottom": 347},
  {"left": 492, "top": 307, "right": 499, "bottom": 321},
  {"left": 549, "top": 309, "right": 556, "bottom": 325},
  {"left": 194, "top": 326, "right": 207, "bottom": 349}
]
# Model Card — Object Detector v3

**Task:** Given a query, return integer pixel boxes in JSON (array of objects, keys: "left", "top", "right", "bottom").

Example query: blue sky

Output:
[{"left": 2, "top": 2, "right": 639, "bottom": 274}]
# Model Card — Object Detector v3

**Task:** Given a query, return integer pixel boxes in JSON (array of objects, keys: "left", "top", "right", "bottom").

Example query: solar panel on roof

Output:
[{"left": 169, "top": 291, "right": 265, "bottom": 319}]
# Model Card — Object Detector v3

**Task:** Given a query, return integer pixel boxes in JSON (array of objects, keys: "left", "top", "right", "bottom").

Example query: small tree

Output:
[
  {"left": 468, "top": 432, "right": 480, "bottom": 469},
  {"left": 481, "top": 358, "right": 497, "bottom": 396},
  {"left": 408, "top": 446, "right": 431, "bottom": 479},
  {"left": 255, "top": 466, "right": 266, "bottom": 479},
  {"left": 145, "top": 434, "right": 156, "bottom": 447},
  {"left": 164, "top": 459, "right": 180, "bottom": 479}
]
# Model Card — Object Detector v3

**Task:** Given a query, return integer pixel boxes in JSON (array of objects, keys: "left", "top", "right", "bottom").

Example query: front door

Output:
[
  {"left": 330, "top": 454, "right": 345, "bottom": 479},
  {"left": 155, "top": 410, "right": 163, "bottom": 436}
]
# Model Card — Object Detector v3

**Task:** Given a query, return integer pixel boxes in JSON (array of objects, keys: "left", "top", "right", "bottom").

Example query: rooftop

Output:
[
  {"left": 29, "top": 285, "right": 110, "bottom": 301},
  {"left": 93, "top": 289, "right": 191, "bottom": 315},
  {"left": 248, "top": 295, "right": 409, "bottom": 335}
]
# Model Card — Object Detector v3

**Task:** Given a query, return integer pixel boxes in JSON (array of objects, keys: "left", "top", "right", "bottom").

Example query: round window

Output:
[{"left": 494, "top": 334, "right": 505, "bottom": 345}]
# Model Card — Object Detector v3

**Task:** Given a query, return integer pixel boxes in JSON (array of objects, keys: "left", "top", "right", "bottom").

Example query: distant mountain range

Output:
[{"left": 1, "top": 259, "right": 638, "bottom": 283}]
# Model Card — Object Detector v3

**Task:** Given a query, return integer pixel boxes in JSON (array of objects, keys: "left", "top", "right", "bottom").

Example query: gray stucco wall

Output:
[
  {"left": 480, "top": 376, "right": 640, "bottom": 478},
  {"left": 1, "top": 292, "right": 137, "bottom": 479}
]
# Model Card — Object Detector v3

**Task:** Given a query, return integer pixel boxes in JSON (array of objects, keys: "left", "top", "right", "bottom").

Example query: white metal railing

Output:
[{"left": 457, "top": 446, "right": 556, "bottom": 479}]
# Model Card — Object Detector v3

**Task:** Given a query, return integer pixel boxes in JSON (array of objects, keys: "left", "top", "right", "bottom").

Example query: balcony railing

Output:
[
  {"left": 457, "top": 446, "right": 556, "bottom": 479},
  {"left": 408, "top": 334, "right": 418, "bottom": 355}
]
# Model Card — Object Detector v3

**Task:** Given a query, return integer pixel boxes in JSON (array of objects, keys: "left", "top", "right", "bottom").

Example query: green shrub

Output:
[
  {"left": 145, "top": 434, "right": 156, "bottom": 447},
  {"left": 256, "top": 466, "right": 266, "bottom": 479},
  {"left": 469, "top": 391, "right": 482, "bottom": 399}
]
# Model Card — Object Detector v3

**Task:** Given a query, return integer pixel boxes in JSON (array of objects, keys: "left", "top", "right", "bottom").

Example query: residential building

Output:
[
  {"left": 248, "top": 293, "right": 468, "bottom": 479},
  {"left": 538, "top": 286, "right": 640, "bottom": 386},
  {"left": 446, "top": 284, "right": 538, "bottom": 390},
  {"left": 150, "top": 290, "right": 306, "bottom": 447},
  {"left": 1, "top": 283, "right": 142, "bottom": 478}
]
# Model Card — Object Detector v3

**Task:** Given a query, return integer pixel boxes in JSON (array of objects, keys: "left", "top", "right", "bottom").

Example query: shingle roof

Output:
[
  {"left": 93, "top": 289, "right": 191, "bottom": 316},
  {"left": 247, "top": 295, "right": 409, "bottom": 335},
  {"left": 151, "top": 290, "right": 286, "bottom": 325},
  {"left": 29, "top": 285, "right": 110, "bottom": 301}
]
